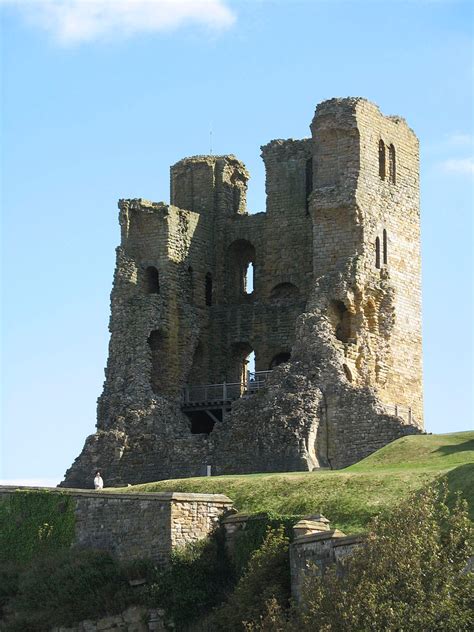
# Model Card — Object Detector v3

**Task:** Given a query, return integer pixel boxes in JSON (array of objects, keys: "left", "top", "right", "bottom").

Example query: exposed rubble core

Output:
[{"left": 62, "top": 98, "right": 423, "bottom": 488}]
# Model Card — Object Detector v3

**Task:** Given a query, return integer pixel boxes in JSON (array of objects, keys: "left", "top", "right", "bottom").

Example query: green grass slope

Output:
[{"left": 124, "top": 432, "right": 474, "bottom": 533}]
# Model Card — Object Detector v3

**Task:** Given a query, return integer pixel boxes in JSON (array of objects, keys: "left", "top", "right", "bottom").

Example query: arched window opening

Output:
[
  {"left": 148, "top": 330, "right": 165, "bottom": 394},
  {"left": 383, "top": 229, "right": 388, "bottom": 265},
  {"left": 247, "top": 350, "right": 256, "bottom": 374},
  {"left": 245, "top": 263, "right": 254, "bottom": 294},
  {"left": 270, "top": 352, "right": 291, "bottom": 369},
  {"left": 330, "top": 300, "right": 354, "bottom": 344},
  {"left": 375, "top": 237, "right": 381, "bottom": 269},
  {"left": 270, "top": 282, "right": 300, "bottom": 302},
  {"left": 228, "top": 342, "right": 254, "bottom": 385},
  {"left": 227, "top": 240, "right": 256, "bottom": 298},
  {"left": 378, "top": 140, "right": 386, "bottom": 180},
  {"left": 305, "top": 157, "right": 313, "bottom": 214},
  {"left": 343, "top": 363, "right": 353, "bottom": 383},
  {"left": 205, "top": 272, "right": 213, "bottom": 306},
  {"left": 145, "top": 266, "right": 160, "bottom": 294},
  {"left": 389, "top": 144, "right": 396, "bottom": 184}
]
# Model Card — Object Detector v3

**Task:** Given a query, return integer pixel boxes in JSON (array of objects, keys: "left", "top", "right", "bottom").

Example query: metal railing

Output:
[{"left": 182, "top": 370, "right": 272, "bottom": 405}]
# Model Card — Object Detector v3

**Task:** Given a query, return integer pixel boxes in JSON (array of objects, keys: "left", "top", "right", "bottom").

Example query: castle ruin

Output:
[{"left": 62, "top": 97, "right": 423, "bottom": 488}]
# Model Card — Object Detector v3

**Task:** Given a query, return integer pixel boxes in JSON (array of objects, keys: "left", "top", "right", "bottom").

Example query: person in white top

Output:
[{"left": 94, "top": 470, "right": 104, "bottom": 490}]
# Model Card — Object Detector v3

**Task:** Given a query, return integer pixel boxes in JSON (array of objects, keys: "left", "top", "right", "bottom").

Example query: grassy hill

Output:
[{"left": 125, "top": 432, "right": 474, "bottom": 533}]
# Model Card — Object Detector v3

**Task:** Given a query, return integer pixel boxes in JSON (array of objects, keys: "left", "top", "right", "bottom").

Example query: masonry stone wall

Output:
[
  {"left": 62, "top": 97, "right": 423, "bottom": 488},
  {"left": 289, "top": 515, "right": 365, "bottom": 602},
  {"left": 0, "top": 487, "right": 232, "bottom": 565}
]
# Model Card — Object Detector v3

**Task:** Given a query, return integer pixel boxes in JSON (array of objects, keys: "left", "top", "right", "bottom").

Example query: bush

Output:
[
  {"left": 231, "top": 513, "right": 297, "bottom": 578},
  {"left": 251, "top": 485, "right": 474, "bottom": 632},
  {"left": 2, "top": 549, "right": 132, "bottom": 631},
  {"left": 0, "top": 562, "right": 20, "bottom": 621},
  {"left": 147, "top": 526, "right": 234, "bottom": 629},
  {"left": 210, "top": 526, "right": 291, "bottom": 632}
]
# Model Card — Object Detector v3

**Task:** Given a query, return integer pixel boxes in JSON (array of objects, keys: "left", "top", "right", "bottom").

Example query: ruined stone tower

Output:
[{"left": 62, "top": 98, "right": 423, "bottom": 488}]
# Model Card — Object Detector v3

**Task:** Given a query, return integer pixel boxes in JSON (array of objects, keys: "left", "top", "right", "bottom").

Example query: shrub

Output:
[
  {"left": 251, "top": 485, "right": 474, "bottom": 632},
  {"left": 211, "top": 526, "right": 291, "bottom": 632},
  {"left": 147, "top": 526, "right": 234, "bottom": 629},
  {"left": 231, "top": 513, "right": 297, "bottom": 578},
  {"left": 0, "top": 562, "right": 20, "bottom": 621},
  {"left": 3, "top": 549, "right": 132, "bottom": 631}
]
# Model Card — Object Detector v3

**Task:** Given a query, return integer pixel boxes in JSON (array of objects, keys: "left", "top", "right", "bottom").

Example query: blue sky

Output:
[{"left": 1, "top": 0, "right": 473, "bottom": 486}]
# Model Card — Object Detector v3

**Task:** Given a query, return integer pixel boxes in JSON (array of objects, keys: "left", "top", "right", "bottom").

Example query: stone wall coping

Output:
[
  {"left": 291, "top": 528, "right": 347, "bottom": 545},
  {"left": 332, "top": 534, "right": 366, "bottom": 547},
  {"left": 221, "top": 512, "right": 251, "bottom": 524},
  {"left": 0, "top": 486, "right": 232, "bottom": 504}
]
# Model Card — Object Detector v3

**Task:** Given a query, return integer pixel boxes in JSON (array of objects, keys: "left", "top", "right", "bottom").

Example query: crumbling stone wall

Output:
[{"left": 62, "top": 97, "right": 423, "bottom": 487}]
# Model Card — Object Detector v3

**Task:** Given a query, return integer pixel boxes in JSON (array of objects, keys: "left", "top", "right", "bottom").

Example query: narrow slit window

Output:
[
  {"left": 383, "top": 229, "right": 388, "bottom": 265},
  {"left": 305, "top": 157, "right": 313, "bottom": 214},
  {"left": 389, "top": 144, "right": 396, "bottom": 184},
  {"left": 205, "top": 272, "right": 213, "bottom": 306},
  {"left": 375, "top": 237, "right": 381, "bottom": 269},
  {"left": 379, "top": 140, "right": 386, "bottom": 180}
]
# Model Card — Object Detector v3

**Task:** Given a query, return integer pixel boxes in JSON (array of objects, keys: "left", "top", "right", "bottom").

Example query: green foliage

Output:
[
  {"left": 2, "top": 549, "right": 136, "bottom": 631},
  {"left": 0, "top": 491, "right": 75, "bottom": 564},
  {"left": 147, "top": 526, "right": 234, "bottom": 629},
  {"left": 0, "top": 562, "right": 20, "bottom": 620},
  {"left": 232, "top": 513, "right": 297, "bottom": 577},
  {"left": 210, "top": 526, "right": 291, "bottom": 632},
  {"left": 251, "top": 485, "right": 474, "bottom": 632}
]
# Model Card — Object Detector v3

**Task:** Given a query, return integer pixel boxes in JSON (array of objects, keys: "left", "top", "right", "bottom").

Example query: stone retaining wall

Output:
[
  {"left": 290, "top": 530, "right": 365, "bottom": 601},
  {"left": 0, "top": 486, "right": 233, "bottom": 565}
]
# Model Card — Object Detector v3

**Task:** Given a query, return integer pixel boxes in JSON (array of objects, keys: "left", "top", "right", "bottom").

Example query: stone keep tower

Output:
[{"left": 62, "top": 98, "right": 423, "bottom": 488}]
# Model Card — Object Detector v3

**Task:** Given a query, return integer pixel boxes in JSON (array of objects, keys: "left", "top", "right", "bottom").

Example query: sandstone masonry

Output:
[
  {"left": 62, "top": 97, "right": 423, "bottom": 487},
  {"left": 0, "top": 487, "right": 232, "bottom": 565}
]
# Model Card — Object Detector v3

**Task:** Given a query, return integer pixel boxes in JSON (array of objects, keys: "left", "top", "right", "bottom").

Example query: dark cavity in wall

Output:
[
  {"left": 145, "top": 266, "right": 160, "bottom": 294},
  {"left": 270, "top": 352, "right": 291, "bottom": 369},
  {"left": 185, "top": 409, "right": 223, "bottom": 434},
  {"left": 331, "top": 300, "right": 354, "bottom": 344}
]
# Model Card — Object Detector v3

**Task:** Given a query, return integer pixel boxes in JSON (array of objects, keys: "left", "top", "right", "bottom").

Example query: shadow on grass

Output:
[
  {"left": 439, "top": 463, "right": 474, "bottom": 520},
  {"left": 434, "top": 439, "right": 474, "bottom": 456}
]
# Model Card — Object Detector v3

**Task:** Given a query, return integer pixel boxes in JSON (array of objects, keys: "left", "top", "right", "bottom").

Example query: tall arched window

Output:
[
  {"left": 383, "top": 229, "right": 388, "bottom": 265},
  {"left": 145, "top": 266, "right": 160, "bottom": 294},
  {"left": 378, "top": 140, "right": 386, "bottom": 180},
  {"left": 245, "top": 263, "right": 254, "bottom": 294},
  {"left": 227, "top": 239, "right": 256, "bottom": 298},
  {"left": 375, "top": 237, "right": 381, "bottom": 269},
  {"left": 205, "top": 272, "right": 213, "bottom": 306},
  {"left": 389, "top": 144, "right": 396, "bottom": 184}
]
